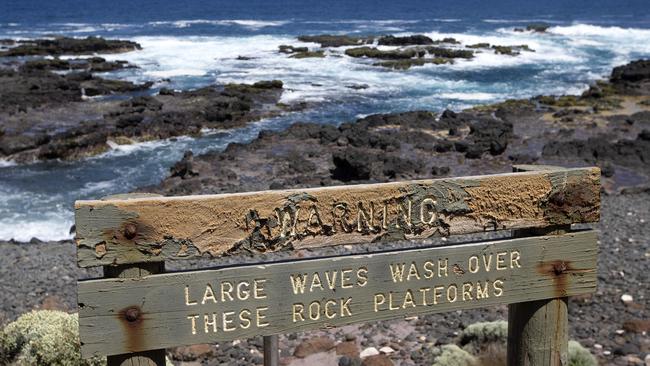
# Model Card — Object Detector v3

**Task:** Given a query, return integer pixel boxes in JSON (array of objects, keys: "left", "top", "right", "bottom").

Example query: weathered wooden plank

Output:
[
  {"left": 507, "top": 165, "right": 572, "bottom": 366},
  {"left": 74, "top": 167, "right": 600, "bottom": 267},
  {"left": 78, "top": 231, "right": 598, "bottom": 357},
  {"left": 104, "top": 262, "right": 166, "bottom": 366}
]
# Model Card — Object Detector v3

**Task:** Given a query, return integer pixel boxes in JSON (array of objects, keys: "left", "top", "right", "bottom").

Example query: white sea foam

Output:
[
  {"left": 149, "top": 19, "right": 288, "bottom": 30},
  {"left": 0, "top": 159, "right": 16, "bottom": 167},
  {"left": 0, "top": 218, "right": 74, "bottom": 242},
  {"left": 432, "top": 18, "right": 461, "bottom": 23},
  {"left": 440, "top": 92, "right": 497, "bottom": 101},
  {"left": 548, "top": 24, "right": 650, "bottom": 38}
]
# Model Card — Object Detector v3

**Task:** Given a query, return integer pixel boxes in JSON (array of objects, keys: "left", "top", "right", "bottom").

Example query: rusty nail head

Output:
[
  {"left": 553, "top": 261, "right": 567, "bottom": 275},
  {"left": 125, "top": 307, "right": 139, "bottom": 322},
  {"left": 124, "top": 223, "right": 137, "bottom": 239}
]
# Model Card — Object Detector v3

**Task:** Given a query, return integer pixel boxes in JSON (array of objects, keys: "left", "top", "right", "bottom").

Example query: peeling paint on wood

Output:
[
  {"left": 78, "top": 231, "right": 598, "bottom": 357},
  {"left": 74, "top": 168, "right": 600, "bottom": 267}
]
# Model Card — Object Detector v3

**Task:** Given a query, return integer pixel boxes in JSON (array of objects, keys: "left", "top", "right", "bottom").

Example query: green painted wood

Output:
[
  {"left": 74, "top": 167, "right": 601, "bottom": 267},
  {"left": 78, "top": 231, "right": 598, "bottom": 358},
  {"left": 104, "top": 263, "right": 166, "bottom": 366}
]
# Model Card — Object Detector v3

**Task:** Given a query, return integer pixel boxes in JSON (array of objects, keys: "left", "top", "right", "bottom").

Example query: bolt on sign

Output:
[{"left": 74, "top": 166, "right": 601, "bottom": 363}]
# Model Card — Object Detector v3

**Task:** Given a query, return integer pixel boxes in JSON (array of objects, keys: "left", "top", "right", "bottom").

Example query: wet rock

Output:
[
  {"left": 345, "top": 47, "right": 424, "bottom": 60},
  {"left": 279, "top": 45, "right": 309, "bottom": 54},
  {"left": 432, "top": 37, "right": 461, "bottom": 44},
  {"left": 425, "top": 47, "right": 473, "bottom": 59},
  {"left": 526, "top": 23, "right": 550, "bottom": 32},
  {"left": 0, "top": 36, "right": 141, "bottom": 56},
  {"left": 290, "top": 50, "right": 325, "bottom": 59},
  {"left": 297, "top": 34, "right": 371, "bottom": 48},
  {"left": 377, "top": 35, "right": 433, "bottom": 46},
  {"left": 374, "top": 58, "right": 451, "bottom": 70},
  {"left": 170, "top": 151, "right": 199, "bottom": 179},
  {"left": 467, "top": 43, "right": 491, "bottom": 49},
  {"left": 611, "top": 59, "right": 650, "bottom": 83}
]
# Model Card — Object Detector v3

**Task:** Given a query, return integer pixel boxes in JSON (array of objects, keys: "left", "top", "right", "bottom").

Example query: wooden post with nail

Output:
[
  {"left": 100, "top": 194, "right": 167, "bottom": 366},
  {"left": 507, "top": 165, "right": 571, "bottom": 366},
  {"left": 74, "top": 167, "right": 601, "bottom": 365},
  {"left": 104, "top": 263, "right": 167, "bottom": 366}
]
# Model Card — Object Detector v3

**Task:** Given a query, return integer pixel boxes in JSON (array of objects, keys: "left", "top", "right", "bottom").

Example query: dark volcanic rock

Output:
[
  {"left": 0, "top": 68, "right": 82, "bottom": 114},
  {"left": 297, "top": 35, "right": 371, "bottom": 48},
  {"left": 170, "top": 151, "right": 199, "bottom": 179},
  {"left": 611, "top": 60, "right": 650, "bottom": 82},
  {"left": 542, "top": 132, "right": 650, "bottom": 170},
  {"left": 20, "top": 57, "right": 134, "bottom": 72},
  {"left": 345, "top": 47, "right": 423, "bottom": 60},
  {"left": 0, "top": 77, "right": 285, "bottom": 162},
  {"left": 278, "top": 45, "right": 309, "bottom": 54},
  {"left": 425, "top": 47, "right": 473, "bottom": 59},
  {"left": 377, "top": 35, "right": 433, "bottom": 46},
  {"left": 526, "top": 23, "right": 550, "bottom": 32},
  {"left": 610, "top": 59, "right": 650, "bottom": 95},
  {"left": 0, "top": 36, "right": 141, "bottom": 56},
  {"left": 465, "top": 118, "right": 513, "bottom": 158}
]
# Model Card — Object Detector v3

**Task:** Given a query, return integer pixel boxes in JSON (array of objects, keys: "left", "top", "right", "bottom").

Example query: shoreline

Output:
[{"left": 1, "top": 34, "right": 649, "bottom": 365}]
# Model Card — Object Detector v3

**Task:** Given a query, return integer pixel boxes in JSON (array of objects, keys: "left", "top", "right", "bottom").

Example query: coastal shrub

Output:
[
  {"left": 0, "top": 310, "right": 104, "bottom": 366},
  {"left": 455, "top": 321, "right": 597, "bottom": 366},
  {"left": 459, "top": 320, "right": 508, "bottom": 350},
  {"left": 432, "top": 344, "right": 478, "bottom": 366},
  {"left": 568, "top": 340, "right": 597, "bottom": 366}
]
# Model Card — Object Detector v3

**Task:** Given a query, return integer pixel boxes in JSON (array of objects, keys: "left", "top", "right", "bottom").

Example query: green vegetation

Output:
[
  {"left": 0, "top": 310, "right": 104, "bottom": 366},
  {"left": 432, "top": 344, "right": 478, "bottom": 366},
  {"left": 431, "top": 320, "right": 598, "bottom": 366},
  {"left": 568, "top": 340, "right": 598, "bottom": 366}
]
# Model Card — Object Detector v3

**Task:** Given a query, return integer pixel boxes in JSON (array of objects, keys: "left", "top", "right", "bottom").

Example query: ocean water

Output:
[{"left": 1, "top": 0, "right": 649, "bottom": 241}]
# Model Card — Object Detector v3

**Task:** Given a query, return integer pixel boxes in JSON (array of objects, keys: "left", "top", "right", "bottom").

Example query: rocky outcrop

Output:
[
  {"left": 0, "top": 67, "right": 151, "bottom": 114},
  {"left": 0, "top": 36, "right": 141, "bottom": 56},
  {"left": 297, "top": 35, "right": 371, "bottom": 48},
  {"left": 610, "top": 59, "right": 650, "bottom": 95},
  {"left": 20, "top": 57, "right": 135, "bottom": 72},
  {"left": 0, "top": 79, "right": 285, "bottom": 162},
  {"left": 377, "top": 35, "right": 434, "bottom": 46}
]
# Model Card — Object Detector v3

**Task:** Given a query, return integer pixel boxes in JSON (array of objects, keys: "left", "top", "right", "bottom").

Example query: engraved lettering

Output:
[
  {"left": 419, "top": 198, "right": 437, "bottom": 225},
  {"left": 187, "top": 314, "right": 199, "bottom": 335},
  {"left": 202, "top": 284, "right": 217, "bottom": 304},
  {"left": 185, "top": 286, "right": 197, "bottom": 306},
  {"left": 292, "top": 303, "right": 305, "bottom": 322}
]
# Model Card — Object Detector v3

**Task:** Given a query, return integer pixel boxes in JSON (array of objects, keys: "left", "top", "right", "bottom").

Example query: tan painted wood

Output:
[
  {"left": 74, "top": 167, "right": 600, "bottom": 267},
  {"left": 78, "top": 231, "right": 598, "bottom": 357},
  {"left": 104, "top": 263, "right": 166, "bottom": 366},
  {"left": 507, "top": 164, "right": 572, "bottom": 366}
]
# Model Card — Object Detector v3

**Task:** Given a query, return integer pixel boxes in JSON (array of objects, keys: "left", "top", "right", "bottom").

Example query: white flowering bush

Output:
[{"left": 0, "top": 310, "right": 104, "bottom": 366}]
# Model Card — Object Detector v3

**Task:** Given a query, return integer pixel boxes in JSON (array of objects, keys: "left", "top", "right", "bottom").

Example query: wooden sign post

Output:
[{"left": 74, "top": 167, "right": 601, "bottom": 365}]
